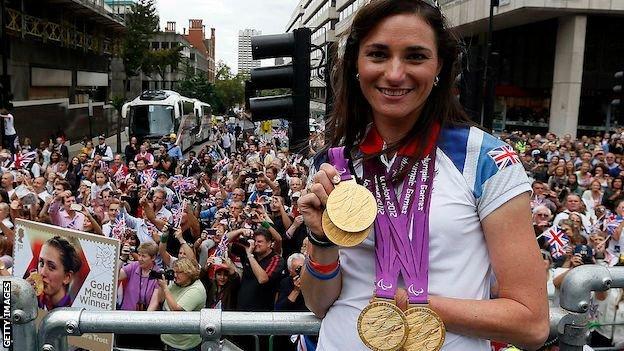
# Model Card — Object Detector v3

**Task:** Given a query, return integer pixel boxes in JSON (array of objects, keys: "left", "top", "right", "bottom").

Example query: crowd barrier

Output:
[{"left": 3, "top": 267, "right": 624, "bottom": 351}]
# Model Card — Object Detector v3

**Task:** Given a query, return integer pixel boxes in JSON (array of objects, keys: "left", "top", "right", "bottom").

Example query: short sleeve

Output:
[
  {"left": 473, "top": 133, "right": 531, "bottom": 219},
  {"left": 175, "top": 282, "right": 206, "bottom": 311}
]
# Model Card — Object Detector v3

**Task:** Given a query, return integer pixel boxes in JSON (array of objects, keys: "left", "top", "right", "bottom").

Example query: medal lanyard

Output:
[
  {"left": 364, "top": 150, "right": 436, "bottom": 304},
  {"left": 328, "top": 147, "right": 354, "bottom": 182}
]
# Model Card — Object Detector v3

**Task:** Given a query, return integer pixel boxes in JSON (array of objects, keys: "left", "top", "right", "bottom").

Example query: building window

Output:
[
  {"left": 161, "top": 42, "right": 170, "bottom": 49},
  {"left": 142, "top": 80, "right": 149, "bottom": 91},
  {"left": 151, "top": 42, "right": 159, "bottom": 49}
]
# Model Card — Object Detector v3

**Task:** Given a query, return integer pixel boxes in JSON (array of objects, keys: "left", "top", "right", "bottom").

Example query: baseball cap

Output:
[
  {"left": 98, "top": 134, "right": 105, "bottom": 139},
  {"left": 214, "top": 263, "right": 229, "bottom": 272}
]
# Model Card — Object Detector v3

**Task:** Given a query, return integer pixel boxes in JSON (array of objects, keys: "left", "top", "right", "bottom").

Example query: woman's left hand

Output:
[{"left": 157, "top": 278, "right": 167, "bottom": 290}]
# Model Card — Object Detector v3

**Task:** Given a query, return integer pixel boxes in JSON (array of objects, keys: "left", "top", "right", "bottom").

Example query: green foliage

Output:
[
  {"left": 121, "top": 0, "right": 159, "bottom": 78},
  {"left": 214, "top": 62, "right": 244, "bottom": 114},
  {"left": 111, "top": 96, "right": 126, "bottom": 113},
  {"left": 177, "top": 74, "right": 222, "bottom": 112},
  {"left": 143, "top": 46, "right": 184, "bottom": 80}
]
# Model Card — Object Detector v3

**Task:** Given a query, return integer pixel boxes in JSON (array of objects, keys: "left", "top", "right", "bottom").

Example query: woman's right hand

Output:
[{"left": 297, "top": 163, "right": 339, "bottom": 238}]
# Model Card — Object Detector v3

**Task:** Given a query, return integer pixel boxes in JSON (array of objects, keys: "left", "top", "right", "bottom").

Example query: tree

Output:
[
  {"left": 143, "top": 46, "right": 184, "bottom": 82},
  {"left": 177, "top": 73, "right": 222, "bottom": 112},
  {"left": 121, "top": 0, "right": 159, "bottom": 98},
  {"left": 214, "top": 62, "right": 244, "bottom": 114}
]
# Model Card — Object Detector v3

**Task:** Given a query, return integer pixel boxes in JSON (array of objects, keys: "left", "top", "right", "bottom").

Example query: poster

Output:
[{"left": 12, "top": 219, "right": 120, "bottom": 351}]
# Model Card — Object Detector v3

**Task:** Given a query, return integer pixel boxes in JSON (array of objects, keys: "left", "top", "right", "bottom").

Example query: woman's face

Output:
[
  {"left": 595, "top": 167, "right": 604, "bottom": 176},
  {"left": 614, "top": 179, "right": 622, "bottom": 189},
  {"left": 95, "top": 173, "right": 106, "bottom": 185},
  {"left": 215, "top": 270, "right": 228, "bottom": 287},
  {"left": 71, "top": 158, "right": 79, "bottom": 165},
  {"left": 591, "top": 181, "right": 601, "bottom": 191},
  {"left": 38, "top": 244, "right": 72, "bottom": 299},
  {"left": 356, "top": 13, "right": 441, "bottom": 127},
  {"left": 137, "top": 252, "right": 154, "bottom": 270},
  {"left": 173, "top": 267, "right": 191, "bottom": 286}
]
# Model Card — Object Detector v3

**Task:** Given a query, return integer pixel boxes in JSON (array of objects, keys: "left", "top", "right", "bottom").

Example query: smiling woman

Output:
[{"left": 298, "top": 1, "right": 549, "bottom": 350}]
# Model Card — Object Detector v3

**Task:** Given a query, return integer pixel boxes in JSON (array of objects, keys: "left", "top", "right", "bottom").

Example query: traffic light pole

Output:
[{"left": 480, "top": 0, "right": 497, "bottom": 131}]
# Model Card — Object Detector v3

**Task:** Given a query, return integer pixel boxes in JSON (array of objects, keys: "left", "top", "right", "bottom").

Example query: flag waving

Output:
[
  {"left": 542, "top": 226, "right": 570, "bottom": 259},
  {"left": 111, "top": 212, "right": 127, "bottom": 240},
  {"left": 13, "top": 151, "right": 37, "bottom": 169}
]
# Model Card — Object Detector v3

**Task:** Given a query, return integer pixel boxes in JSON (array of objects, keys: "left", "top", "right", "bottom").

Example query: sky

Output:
[{"left": 155, "top": 0, "right": 300, "bottom": 74}]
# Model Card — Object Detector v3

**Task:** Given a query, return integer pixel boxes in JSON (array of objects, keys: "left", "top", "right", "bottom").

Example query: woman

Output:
[
  {"left": 27, "top": 236, "right": 82, "bottom": 310},
  {"left": 576, "top": 161, "right": 593, "bottom": 192},
  {"left": 593, "top": 164, "right": 610, "bottom": 190},
  {"left": 565, "top": 160, "right": 575, "bottom": 176},
  {"left": 115, "top": 242, "right": 162, "bottom": 349},
  {"left": 582, "top": 179, "right": 604, "bottom": 217},
  {"left": 298, "top": 1, "right": 548, "bottom": 350},
  {"left": 548, "top": 165, "right": 568, "bottom": 194},
  {"left": 158, "top": 257, "right": 206, "bottom": 351},
  {"left": 203, "top": 257, "right": 239, "bottom": 310}
]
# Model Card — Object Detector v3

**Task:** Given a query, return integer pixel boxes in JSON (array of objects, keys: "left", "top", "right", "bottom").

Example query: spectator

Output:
[
  {"left": 0, "top": 109, "right": 17, "bottom": 154},
  {"left": 237, "top": 229, "right": 284, "bottom": 311},
  {"left": 91, "top": 135, "right": 113, "bottom": 162},
  {"left": 158, "top": 257, "right": 206, "bottom": 351},
  {"left": 115, "top": 242, "right": 162, "bottom": 349}
]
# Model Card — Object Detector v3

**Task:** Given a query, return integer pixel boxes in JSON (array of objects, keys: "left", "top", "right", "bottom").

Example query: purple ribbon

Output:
[
  {"left": 328, "top": 147, "right": 353, "bottom": 182},
  {"left": 364, "top": 152, "right": 436, "bottom": 304}
]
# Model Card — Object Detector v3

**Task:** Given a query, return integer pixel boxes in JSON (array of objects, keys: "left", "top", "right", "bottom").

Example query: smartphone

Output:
[
  {"left": 70, "top": 203, "right": 82, "bottom": 211},
  {"left": 206, "top": 228, "right": 217, "bottom": 236}
]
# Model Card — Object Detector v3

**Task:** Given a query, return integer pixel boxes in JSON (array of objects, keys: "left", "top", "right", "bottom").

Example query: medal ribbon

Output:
[
  {"left": 364, "top": 150, "right": 436, "bottom": 304},
  {"left": 328, "top": 147, "right": 353, "bottom": 182}
]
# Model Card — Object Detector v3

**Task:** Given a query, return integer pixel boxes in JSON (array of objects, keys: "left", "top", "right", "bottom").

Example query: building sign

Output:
[{"left": 12, "top": 219, "right": 120, "bottom": 351}]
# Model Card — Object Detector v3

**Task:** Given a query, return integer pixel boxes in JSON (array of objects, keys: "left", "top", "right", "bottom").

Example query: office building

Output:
[{"left": 238, "top": 29, "right": 262, "bottom": 76}]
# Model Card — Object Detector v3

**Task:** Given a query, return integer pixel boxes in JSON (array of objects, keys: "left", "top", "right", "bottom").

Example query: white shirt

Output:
[
  {"left": 316, "top": 126, "right": 531, "bottom": 351},
  {"left": 2, "top": 114, "right": 15, "bottom": 135}
]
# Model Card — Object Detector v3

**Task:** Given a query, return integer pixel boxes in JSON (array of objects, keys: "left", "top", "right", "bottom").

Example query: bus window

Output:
[{"left": 129, "top": 105, "right": 174, "bottom": 136}]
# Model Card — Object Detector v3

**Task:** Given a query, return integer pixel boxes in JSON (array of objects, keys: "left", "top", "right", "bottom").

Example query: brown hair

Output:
[{"left": 327, "top": 0, "right": 471, "bottom": 160}]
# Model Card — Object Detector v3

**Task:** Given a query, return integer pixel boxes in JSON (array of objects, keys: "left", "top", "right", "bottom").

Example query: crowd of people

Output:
[
  {"left": 1, "top": 116, "right": 624, "bottom": 350},
  {"left": 0, "top": 118, "right": 327, "bottom": 351},
  {"left": 508, "top": 130, "right": 624, "bottom": 349}
]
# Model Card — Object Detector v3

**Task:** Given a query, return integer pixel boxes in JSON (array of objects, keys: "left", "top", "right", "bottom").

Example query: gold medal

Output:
[
  {"left": 322, "top": 210, "right": 371, "bottom": 247},
  {"left": 357, "top": 299, "right": 408, "bottom": 351},
  {"left": 29, "top": 272, "right": 44, "bottom": 296},
  {"left": 403, "top": 306, "right": 446, "bottom": 351},
  {"left": 326, "top": 180, "right": 377, "bottom": 233}
]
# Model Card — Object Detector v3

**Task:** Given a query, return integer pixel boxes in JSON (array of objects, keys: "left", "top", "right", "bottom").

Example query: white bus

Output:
[
  {"left": 193, "top": 99, "right": 212, "bottom": 145},
  {"left": 121, "top": 90, "right": 211, "bottom": 152}
]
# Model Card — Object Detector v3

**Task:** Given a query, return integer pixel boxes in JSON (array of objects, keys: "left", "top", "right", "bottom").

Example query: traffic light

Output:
[
  {"left": 613, "top": 70, "right": 623, "bottom": 107},
  {"left": 246, "top": 28, "right": 311, "bottom": 154},
  {"left": 0, "top": 77, "right": 13, "bottom": 110}
]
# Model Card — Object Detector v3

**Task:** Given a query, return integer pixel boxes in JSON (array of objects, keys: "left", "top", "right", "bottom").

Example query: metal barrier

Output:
[
  {"left": 0, "top": 277, "right": 38, "bottom": 351},
  {"left": 6, "top": 267, "right": 624, "bottom": 351}
]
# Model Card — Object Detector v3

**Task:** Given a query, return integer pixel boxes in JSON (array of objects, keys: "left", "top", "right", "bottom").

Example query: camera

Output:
[
  {"left": 574, "top": 244, "right": 594, "bottom": 264},
  {"left": 295, "top": 265, "right": 302, "bottom": 277},
  {"left": 148, "top": 269, "right": 175, "bottom": 281}
]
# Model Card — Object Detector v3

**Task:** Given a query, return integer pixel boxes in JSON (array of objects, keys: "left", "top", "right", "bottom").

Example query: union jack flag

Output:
[
  {"left": 171, "top": 175, "right": 197, "bottom": 195},
  {"left": 542, "top": 226, "right": 570, "bottom": 259},
  {"left": 487, "top": 144, "right": 520, "bottom": 171},
  {"left": 13, "top": 151, "right": 37, "bottom": 169},
  {"left": 141, "top": 169, "right": 156, "bottom": 187},
  {"left": 113, "top": 165, "right": 127, "bottom": 183},
  {"left": 214, "top": 235, "right": 229, "bottom": 259},
  {"left": 606, "top": 214, "right": 622, "bottom": 235},
  {"left": 111, "top": 212, "right": 126, "bottom": 240},
  {"left": 213, "top": 157, "right": 230, "bottom": 172},
  {"left": 172, "top": 200, "right": 187, "bottom": 229}
]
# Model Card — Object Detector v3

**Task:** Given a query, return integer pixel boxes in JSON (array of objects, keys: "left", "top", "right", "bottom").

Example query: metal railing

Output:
[{"left": 4, "top": 267, "right": 624, "bottom": 351}]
